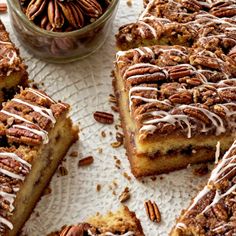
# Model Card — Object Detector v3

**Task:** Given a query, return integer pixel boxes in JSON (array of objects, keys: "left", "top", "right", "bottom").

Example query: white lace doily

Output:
[{"left": 1, "top": 1, "right": 211, "bottom": 235}]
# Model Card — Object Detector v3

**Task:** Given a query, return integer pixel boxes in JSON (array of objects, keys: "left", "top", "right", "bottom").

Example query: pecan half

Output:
[
  {"left": 48, "top": 0, "right": 64, "bottom": 29},
  {"left": 212, "top": 203, "right": 228, "bottom": 221},
  {"left": 77, "top": 0, "right": 103, "bottom": 18},
  {"left": 229, "top": 46, "right": 236, "bottom": 60},
  {"left": 26, "top": 0, "right": 48, "bottom": 20},
  {"left": 58, "top": 1, "right": 84, "bottom": 28},
  {"left": 210, "top": 2, "right": 236, "bottom": 17},
  {"left": 78, "top": 156, "right": 94, "bottom": 166},
  {"left": 93, "top": 111, "right": 114, "bottom": 124},
  {"left": 169, "top": 65, "right": 192, "bottom": 80},
  {"left": 169, "top": 91, "right": 192, "bottom": 104},
  {"left": 145, "top": 200, "right": 161, "bottom": 223},
  {"left": 181, "top": 0, "right": 201, "bottom": 12}
]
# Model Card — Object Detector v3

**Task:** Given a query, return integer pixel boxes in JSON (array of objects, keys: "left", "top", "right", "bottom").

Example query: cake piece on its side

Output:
[
  {"left": 170, "top": 140, "right": 236, "bottom": 236},
  {"left": 52, "top": 206, "right": 144, "bottom": 236},
  {"left": 0, "top": 88, "right": 78, "bottom": 236},
  {"left": 0, "top": 20, "right": 28, "bottom": 104},
  {"left": 114, "top": 44, "right": 236, "bottom": 177}
]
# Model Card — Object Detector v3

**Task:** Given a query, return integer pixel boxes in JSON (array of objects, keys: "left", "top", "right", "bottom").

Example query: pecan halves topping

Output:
[
  {"left": 77, "top": 0, "right": 103, "bottom": 18},
  {"left": 169, "top": 65, "right": 193, "bottom": 80},
  {"left": 48, "top": 0, "right": 64, "bottom": 29},
  {"left": 210, "top": 1, "right": 236, "bottom": 17},
  {"left": 26, "top": 0, "right": 48, "bottom": 20},
  {"left": 181, "top": 0, "right": 202, "bottom": 12}
]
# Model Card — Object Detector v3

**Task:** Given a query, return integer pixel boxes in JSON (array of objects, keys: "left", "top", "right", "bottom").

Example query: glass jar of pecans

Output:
[{"left": 7, "top": 0, "right": 119, "bottom": 63}]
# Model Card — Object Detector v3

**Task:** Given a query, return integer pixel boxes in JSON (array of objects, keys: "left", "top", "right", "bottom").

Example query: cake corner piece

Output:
[
  {"left": 0, "top": 20, "right": 28, "bottom": 104},
  {"left": 0, "top": 88, "right": 78, "bottom": 236},
  {"left": 52, "top": 206, "right": 144, "bottom": 236},
  {"left": 170, "top": 140, "right": 236, "bottom": 236}
]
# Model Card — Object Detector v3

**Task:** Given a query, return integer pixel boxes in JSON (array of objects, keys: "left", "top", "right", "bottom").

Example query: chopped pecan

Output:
[
  {"left": 145, "top": 200, "right": 161, "bottom": 223},
  {"left": 119, "top": 187, "right": 130, "bottom": 203},
  {"left": 212, "top": 203, "right": 228, "bottom": 221},
  {"left": 93, "top": 111, "right": 114, "bottom": 124}
]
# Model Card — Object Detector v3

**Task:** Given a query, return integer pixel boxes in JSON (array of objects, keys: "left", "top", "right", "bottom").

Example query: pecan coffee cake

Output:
[
  {"left": 114, "top": 44, "right": 236, "bottom": 177},
  {"left": 0, "top": 20, "right": 28, "bottom": 104},
  {"left": 116, "top": 0, "right": 236, "bottom": 52},
  {"left": 0, "top": 88, "right": 78, "bottom": 235},
  {"left": 171, "top": 140, "right": 236, "bottom": 235},
  {"left": 52, "top": 206, "right": 144, "bottom": 236}
]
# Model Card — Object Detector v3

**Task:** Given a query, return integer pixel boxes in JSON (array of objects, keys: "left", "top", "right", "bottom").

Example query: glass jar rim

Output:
[{"left": 7, "top": 0, "right": 119, "bottom": 37}]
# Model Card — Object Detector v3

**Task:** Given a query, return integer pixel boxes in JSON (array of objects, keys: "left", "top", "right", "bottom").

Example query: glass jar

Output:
[{"left": 7, "top": 0, "right": 119, "bottom": 63}]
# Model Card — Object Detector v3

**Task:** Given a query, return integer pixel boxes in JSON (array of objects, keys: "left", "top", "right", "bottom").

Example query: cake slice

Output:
[
  {"left": 52, "top": 206, "right": 144, "bottom": 236},
  {"left": 0, "top": 20, "right": 28, "bottom": 104},
  {"left": 0, "top": 88, "right": 78, "bottom": 236},
  {"left": 116, "top": 0, "right": 236, "bottom": 51},
  {"left": 114, "top": 44, "right": 236, "bottom": 177},
  {"left": 170, "top": 140, "right": 236, "bottom": 236}
]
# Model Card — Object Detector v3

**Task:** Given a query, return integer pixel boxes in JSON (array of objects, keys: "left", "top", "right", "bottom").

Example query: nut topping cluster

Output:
[{"left": 20, "top": 0, "right": 110, "bottom": 32}]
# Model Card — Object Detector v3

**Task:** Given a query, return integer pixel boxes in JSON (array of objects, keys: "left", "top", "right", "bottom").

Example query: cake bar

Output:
[
  {"left": 51, "top": 206, "right": 144, "bottom": 236},
  {"left": 114, "top": 44, "right": 236, "bottom": 177},
  {"left": 0, "top": 88, "right": 78, "bottom": 235},
  {"left": 0, "top": 20, "right": 28, "bottom": 104},
  {"left": 116, "top": 0, "right": 236, "bottom": 52},
  {"left": 171, "top": 140, "right": 236, "bottom": 235}
]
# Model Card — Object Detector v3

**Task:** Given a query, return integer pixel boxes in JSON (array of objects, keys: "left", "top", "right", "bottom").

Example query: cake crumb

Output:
[
  {"left": 43, "top": 186, "right": 52, "bottom": 196},
  {"left": 69, "top": 151, "right": 78, "bottom": 158},
  {"left": 127, "top": 0, "right": 132, "bottom": 6},
  {"left": 58, "top": 166, "right": 68, "bottom": 176},
  {"left": 123, "top": 172, "right": 132, "bottom": 181},
  {"left": 111, "top": 105, "right": 119, "bottom": 112},
  {"left": 101, "top": 131, "right": 106, "bottom": 138},
  {"left": 96, "top": 184, "right": 101, "bottom": 192},
  {"left": 119, "top": 187, "right": 131, "bottom": 203},
  {"left": 193, "top": 164, "right": 209, "bottom": 176},
  {"left": 109, "top": 94, "right": 117, "bottom": 103},
  {"left": 78, "top": 156, "right": 94, "bottom": 167},
  {"left": 150, "top": 176, "right": 157, "bottom": 181},
  {"left": 112, "top": 190, "right": 116, "bottom": 196},
  {"left": 97, "top": 148, "right": 103, "bottom": 154}
]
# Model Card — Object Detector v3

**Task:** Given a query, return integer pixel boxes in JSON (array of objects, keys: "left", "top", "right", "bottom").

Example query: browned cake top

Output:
[
  {"left": 116, "top": 45, "right": 236, "bottom": 140},
  {"left": 0, "top": 88, "right": 70, "bottom": 233},
  {"left": 173, "top": 140, "right": 236, "bottom": 235},
  {"left": 116, "top": 0, "right": 236, "bottom": 52},
  {"left": 0, "top": 20, "right": 27, "bottom": 78},
  {"left": 0, "top": 88, "right": 69, "bottom": 146}
]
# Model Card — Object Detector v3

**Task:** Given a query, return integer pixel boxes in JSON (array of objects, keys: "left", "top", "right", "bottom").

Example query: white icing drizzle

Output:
[
  {"left": 104, "top": 232, "right": 134, "bottom": 236},
  {"left": 1, "top": 110, "right": 32, "bottom": 124},
  {"left": 0, "top": 216, "right": 13, "bottom": 230},
  {"left": 176, "top": 222, "right": 187, "bottom": 230},
  {"left": 26, "top": 88, "right": 56, "bottom": 104},
  {"left": 0, "top": 191, "right": 15, "bottom": 212},
  {"left": 136, "top": 21, "right": 157, "bottom": 38},
  {"left": 0, "top": 167, "right": 24, "bottom": 181},
  {"left": 186, "top": 141, "right": 236, "bottom": 215},
  {"left": 215, "top": 141, "right": 220, "bottom": 164},
  {"left": 0, "top": 40, "right": 12, "bottom": 45},
  {"left": 0, "top": 152, "right": 31, "bottom": 168},
  {"left": 141, "top": 110, "right": 192, "bottom": 138},
  {"left": 12, "top": 124, "right": 49, "bottom": 144},
  {"left": 12, "top": 98, "right": 56, "bottom": 124}
]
